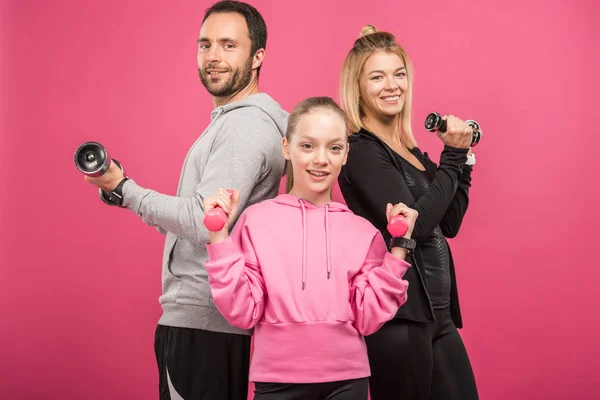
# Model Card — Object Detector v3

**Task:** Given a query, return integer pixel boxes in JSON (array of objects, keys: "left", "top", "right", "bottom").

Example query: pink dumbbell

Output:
[
  {"left": 387, "top": 214, "right": 408, "bottom": 237},
  {"left": 203, "top": 189, "right": 234, "bottom": 232}
]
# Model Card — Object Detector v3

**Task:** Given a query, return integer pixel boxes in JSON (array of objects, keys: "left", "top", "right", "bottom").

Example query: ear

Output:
[
  {"left": 281, "top": 137, "right": 291, "bottom": 160},
  {"left": 253, "top": 48, "right": 265, "bottom": 70}
]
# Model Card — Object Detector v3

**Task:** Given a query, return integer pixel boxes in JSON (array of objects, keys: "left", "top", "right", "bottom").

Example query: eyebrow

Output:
[
  {"left": 197, "top": 37, "right": 238, "bottom": 43},
  {"left": 368, "top": 66, "right": 406, "bottom": 75},
  {"left": 298, "top": 134, "right": 347, "bottom": 143}
]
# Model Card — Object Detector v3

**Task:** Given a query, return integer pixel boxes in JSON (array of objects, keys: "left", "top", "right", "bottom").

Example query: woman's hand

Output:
[{"left": 436, "top": 115, "right": 473, "bottom": 149}]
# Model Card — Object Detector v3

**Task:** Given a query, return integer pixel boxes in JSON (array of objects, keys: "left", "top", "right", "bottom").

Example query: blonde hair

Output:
[
  {"left": 284, "top": 96, "right": 348, "bottom": 193},
  {"left": 340, "top": 24, "right": 418, "bottom": 148}
]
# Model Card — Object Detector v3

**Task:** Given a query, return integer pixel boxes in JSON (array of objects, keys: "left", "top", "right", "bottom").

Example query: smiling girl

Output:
[{"left": 203, "top": 96, "right": 419, "bottom": 399}]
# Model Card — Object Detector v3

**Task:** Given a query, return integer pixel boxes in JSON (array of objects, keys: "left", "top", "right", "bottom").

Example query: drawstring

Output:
[
  {"left": 298, "top": 199, "right": 332, "bottom": 290},
  {"left": 325, "top": 204, "right": 331, "bottom": 280},
  {"left": 299, "top": 199, "right": 307, "bottom": 290}
]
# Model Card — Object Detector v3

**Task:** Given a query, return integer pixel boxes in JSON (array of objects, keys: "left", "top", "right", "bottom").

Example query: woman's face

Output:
[{"left": 359, "top": 51, "right": 408, "bottom": 120}]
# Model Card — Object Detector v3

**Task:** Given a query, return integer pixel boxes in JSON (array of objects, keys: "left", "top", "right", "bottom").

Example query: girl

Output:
[{"left": 202, "top": 96, "right": 419, "bottom": 399}]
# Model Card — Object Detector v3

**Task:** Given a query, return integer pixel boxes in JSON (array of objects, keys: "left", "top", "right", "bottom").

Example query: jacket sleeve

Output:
[
  {"left": 439, "top": 164, "right": 473, "bottom": 238},
  {"left": 350, "top": 232, "right": 410, "bottom": 336},
  {"left": 205, "top": 213, "right": 266, "bottom": 330},
  {"left": 340, "top": 138, "right": 468, "bottom": 242},
  {"left": 121, "top": 113, "right": 280, "bottom": 244}
]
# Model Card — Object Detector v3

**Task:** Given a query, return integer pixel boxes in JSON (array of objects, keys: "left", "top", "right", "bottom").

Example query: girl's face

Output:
[{"left": 282, "top": 109, "right": 348, "bottom": 204}]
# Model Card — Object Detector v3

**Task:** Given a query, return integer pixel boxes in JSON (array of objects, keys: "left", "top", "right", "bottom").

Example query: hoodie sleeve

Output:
[
  {"left": 120, "top": 110, "right": 282, "bottom": 244},
  {"left": 205, "top": 212, "right": 266, "bottom": 330},
  {"left": 350, "top": 232, "right": 410, "bottom": 336}
]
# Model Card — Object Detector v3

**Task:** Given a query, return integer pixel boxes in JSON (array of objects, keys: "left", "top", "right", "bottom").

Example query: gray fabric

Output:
[{"left": 123, "top": 93, "right": 288, "bottom": 334}]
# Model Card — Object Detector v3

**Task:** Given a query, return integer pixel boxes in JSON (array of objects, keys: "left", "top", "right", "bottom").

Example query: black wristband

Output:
[
  {"left": 390, "top": 237, "right": 417, "bottom": 253},
  {"left": 100, "top": 177, "right": 129, "bottom": 207},
  {"left": 112, "top": 177, "right": 129, "bottom": 200}
]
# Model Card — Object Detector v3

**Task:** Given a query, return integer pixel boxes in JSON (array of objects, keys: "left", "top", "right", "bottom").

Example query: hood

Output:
[
  {"left": 211, "top": 92, "right": 289, "bottom": 139},
  {"left": 271, "top": 194, "right": 353, "bottom": 290},
  {"left": 272, "top": 193, "right": 351, "bottom": 213}
]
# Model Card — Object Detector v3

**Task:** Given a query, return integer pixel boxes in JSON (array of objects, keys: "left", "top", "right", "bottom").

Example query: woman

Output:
[
  {"left": 338, "top": 25, "right": 479, "bottom": 399},
  {"left": 203, "top": 96, "right": 419, "bottom": 399}
]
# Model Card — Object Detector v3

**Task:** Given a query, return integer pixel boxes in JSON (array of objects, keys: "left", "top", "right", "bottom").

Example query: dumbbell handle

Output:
[
  {"left": 424, "top": 112, "right": 482, "bottom": 147},
  {"left": 204, "top": 189, "right": 234, "bottom": 232},
  {"left": 436, "top": 117, "right": 448, "bottom": 133},
  {"left": 387, "top": 214, "right": 408, "bottom": 237}
]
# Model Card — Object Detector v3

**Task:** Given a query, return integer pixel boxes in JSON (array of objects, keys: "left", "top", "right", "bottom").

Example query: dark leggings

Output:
[
  {"left": 253, "top": 378, "right": 369, "bottom": 400},
  {"left": 365, "top": 307, "right": 479, "bottom": 400}
]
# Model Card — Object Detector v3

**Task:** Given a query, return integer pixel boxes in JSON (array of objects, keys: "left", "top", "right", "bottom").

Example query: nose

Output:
[
  {"left": 205, "top": 44, "right": 222, "bottom": 63},
  {"left": 384, "top": 75, "right": 398, "bottom": 91},
  {"left": 313, "top": 149, "right": 329, "bottom": 165}
]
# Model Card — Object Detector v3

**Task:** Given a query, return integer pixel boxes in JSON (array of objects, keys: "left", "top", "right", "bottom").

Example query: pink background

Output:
[{"left": 2, "top": 0, "right": 599, "bottom": 398}]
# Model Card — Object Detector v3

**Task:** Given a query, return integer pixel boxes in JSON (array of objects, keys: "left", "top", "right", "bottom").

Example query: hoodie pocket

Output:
[
  {"left": 165, "top": 236, "right": 212, "bottom": 307},
  {"left": 160, "top": 236, "right": 184, "bottom": 303},
  {"left": 163, "top": 236, "right": 184, "bottom": 280}
]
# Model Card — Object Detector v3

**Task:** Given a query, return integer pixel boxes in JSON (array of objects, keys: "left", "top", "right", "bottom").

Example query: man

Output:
[{"left": 85, "top": 2, "right": 287, "bottom": 399}]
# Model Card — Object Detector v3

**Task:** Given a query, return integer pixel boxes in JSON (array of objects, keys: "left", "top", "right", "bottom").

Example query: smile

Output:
[
  {"left": 308, "top": 170, "right": 329, "bottom": 177},
  {"left": 381, "top": 95, "right": 400, "bottom": 103}
]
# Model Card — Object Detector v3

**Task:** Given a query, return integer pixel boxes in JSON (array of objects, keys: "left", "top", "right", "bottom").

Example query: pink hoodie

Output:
[{"left": 205, "top": 194, "right": 410, "bottom": 384}]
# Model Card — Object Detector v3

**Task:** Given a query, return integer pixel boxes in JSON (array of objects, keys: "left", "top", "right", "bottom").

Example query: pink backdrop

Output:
[{"left": 2, "top": 0, "right": 599, "bottom": 398}]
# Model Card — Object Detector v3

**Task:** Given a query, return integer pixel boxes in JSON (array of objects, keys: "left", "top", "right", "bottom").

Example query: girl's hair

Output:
[
  {"left": 340, "top": 24, "right": 418, "bottom": 148},
  {"left": 284, "top": 96, "right": 347, "bottom": 193}
]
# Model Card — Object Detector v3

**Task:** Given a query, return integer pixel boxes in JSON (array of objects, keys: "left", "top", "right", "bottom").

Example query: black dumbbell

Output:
[
  {"left": 424, "top": 112, "right": 482, "bottom": 147},
  {"left": 74, "top": 141, "right": 125, "bottom": 206}
]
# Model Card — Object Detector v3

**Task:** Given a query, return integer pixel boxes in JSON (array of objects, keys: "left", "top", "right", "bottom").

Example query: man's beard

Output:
[{"left": 199, "top": 56, "right": 254, "bottom": 97}]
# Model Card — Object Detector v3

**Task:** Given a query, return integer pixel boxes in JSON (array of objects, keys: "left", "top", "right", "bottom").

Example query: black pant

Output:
[
  {"left": 365, "top": 307, "right": 478, "bottom": 400},
  {"left": 253, "top": 378, "right": 369, "bottom": 400},
  {"left": 154, "top": 324, "right": 251, "bottom": 400}
]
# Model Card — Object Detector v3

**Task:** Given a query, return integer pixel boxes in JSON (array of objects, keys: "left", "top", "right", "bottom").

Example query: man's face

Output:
[{"left": 197, "top": 12, "right": 255, "bottom": 98}]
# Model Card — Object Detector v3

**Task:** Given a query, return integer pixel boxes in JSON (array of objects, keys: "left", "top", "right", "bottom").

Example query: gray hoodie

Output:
[{"left": 122, "top": 93, "right": 288, "bottom": 335}]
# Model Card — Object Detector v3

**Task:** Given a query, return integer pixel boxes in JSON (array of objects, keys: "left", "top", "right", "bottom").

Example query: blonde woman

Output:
[{"left": 338, "top": 25, "right": 479, "bottom": 400}]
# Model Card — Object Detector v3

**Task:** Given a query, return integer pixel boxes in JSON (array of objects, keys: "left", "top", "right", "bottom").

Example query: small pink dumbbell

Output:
[
  {"left": 203, "top": 189, "right": 234, "bottom": 232},
  {"left": 387, "top": 214, "right": 408, "bottom": 237}
]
